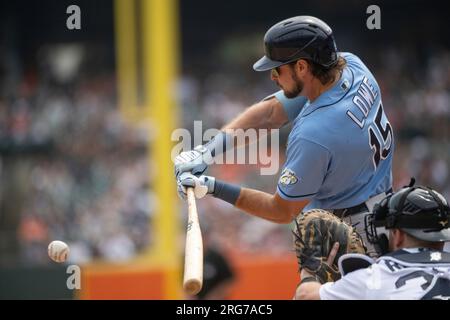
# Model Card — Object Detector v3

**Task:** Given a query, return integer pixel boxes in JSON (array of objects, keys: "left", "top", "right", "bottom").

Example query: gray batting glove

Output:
[
  {"left": 174, "top": 145, "right": 214, "bottom": 178},
  {"left": 177, "top": 172, "right": 216, "bottom": 200}
]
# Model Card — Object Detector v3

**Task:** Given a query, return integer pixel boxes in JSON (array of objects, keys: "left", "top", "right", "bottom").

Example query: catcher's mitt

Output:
[{"left": 293, "top": 209, "right": 366, "bottom": 284}]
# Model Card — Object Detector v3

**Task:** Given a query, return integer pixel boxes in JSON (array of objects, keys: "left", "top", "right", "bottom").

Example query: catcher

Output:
[{"left": 294, "top": 186, "right": 450, "bottom": 300}]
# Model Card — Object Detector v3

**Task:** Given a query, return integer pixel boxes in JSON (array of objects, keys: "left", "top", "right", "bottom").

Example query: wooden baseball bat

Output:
[{"left": 183, "top": 187, "right": 203, "bottom": 295}]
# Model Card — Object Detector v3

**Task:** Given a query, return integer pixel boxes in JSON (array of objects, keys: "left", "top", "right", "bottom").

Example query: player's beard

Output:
[{"left": 282, "top": 71, "right": 304, "bottom": 98}]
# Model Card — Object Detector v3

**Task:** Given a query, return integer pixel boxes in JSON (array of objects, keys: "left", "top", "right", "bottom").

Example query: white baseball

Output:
[{"left": 48, "top": 240, "right": 70, "bottom": 263}]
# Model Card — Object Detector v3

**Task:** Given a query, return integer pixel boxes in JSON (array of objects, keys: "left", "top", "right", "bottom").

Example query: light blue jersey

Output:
[{"left": 275, "top": 52, "right": 393, "bottom": 210}]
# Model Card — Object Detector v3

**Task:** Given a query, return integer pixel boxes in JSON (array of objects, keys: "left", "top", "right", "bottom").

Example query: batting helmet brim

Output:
[{"left": 253, "top": 55, "right": 284, "bottom": 72}]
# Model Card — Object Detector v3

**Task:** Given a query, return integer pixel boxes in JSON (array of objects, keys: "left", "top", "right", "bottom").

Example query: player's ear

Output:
[
  {"left": 391, "top": 229, "right": 405, "bottom": 249},
  {"left": 295, "top": 59, "right": 309, "bottom": 76}
]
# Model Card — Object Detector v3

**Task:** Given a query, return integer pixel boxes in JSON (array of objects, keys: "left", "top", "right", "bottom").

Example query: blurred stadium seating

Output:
[{"left": 0, "top": 0, "right": 448, "bottom": 299}]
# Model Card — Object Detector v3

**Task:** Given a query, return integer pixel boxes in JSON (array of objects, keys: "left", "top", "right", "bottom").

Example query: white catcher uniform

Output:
[{"left": 320, "top": 248, "right": 450, "bottom": 300}]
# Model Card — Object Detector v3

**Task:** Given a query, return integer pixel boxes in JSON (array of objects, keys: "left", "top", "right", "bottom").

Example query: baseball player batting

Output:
[{"left": 175, "top": 16, "right": 394, "bottom": 257}]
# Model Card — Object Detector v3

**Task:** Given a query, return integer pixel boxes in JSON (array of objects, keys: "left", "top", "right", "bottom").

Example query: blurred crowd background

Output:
[{"left": 0, "top": 0, "right": 448, "bottom": 276}]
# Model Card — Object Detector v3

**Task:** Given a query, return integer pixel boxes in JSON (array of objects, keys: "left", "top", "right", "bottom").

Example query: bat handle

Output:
[{"left": 186, "top": 188, "right": 197, "bottom": 216}]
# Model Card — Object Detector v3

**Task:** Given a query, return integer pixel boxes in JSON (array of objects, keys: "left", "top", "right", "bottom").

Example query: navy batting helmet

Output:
[
  {"left": 365, "top": 181, "right": 450, "bottom": 254},
  {"left": 253, "top": 16, "right": 338, "bottom": 72}
]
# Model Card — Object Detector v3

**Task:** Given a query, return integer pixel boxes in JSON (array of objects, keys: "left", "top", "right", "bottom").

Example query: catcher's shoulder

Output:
[{"left": 338, "top": 253, "right": 375, "bottom": 276}]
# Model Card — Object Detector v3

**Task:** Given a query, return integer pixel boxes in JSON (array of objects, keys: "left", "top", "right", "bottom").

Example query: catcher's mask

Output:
[{"left": 365, "top": 178, "right": 450, "bottom": 255}]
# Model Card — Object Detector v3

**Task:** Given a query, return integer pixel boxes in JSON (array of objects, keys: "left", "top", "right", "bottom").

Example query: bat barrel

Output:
[
  {"left": 183, "top": 278, "right": 202, "bottom": 295},
  {"left": 183, "top": 188, "right": 203, "bottom": 295}
]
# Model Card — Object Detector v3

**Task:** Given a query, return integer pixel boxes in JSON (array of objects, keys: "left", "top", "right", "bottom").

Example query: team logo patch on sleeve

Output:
[
  {"left": 279, "top": 168, "right": 299, "bottom": 186},
  {"left": 430, "top": 252, "right": 442, "bottom": 262}
]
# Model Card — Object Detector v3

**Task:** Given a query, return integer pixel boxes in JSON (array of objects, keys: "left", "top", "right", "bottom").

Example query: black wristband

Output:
[{"left": 212, "top": 179, "right": 241, "bottom": 206}]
